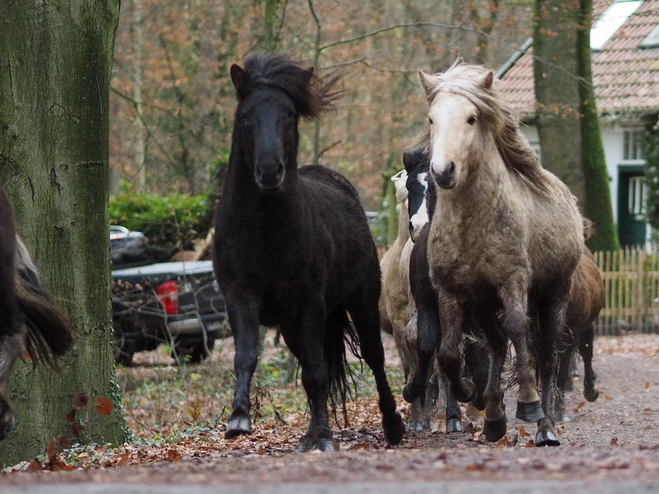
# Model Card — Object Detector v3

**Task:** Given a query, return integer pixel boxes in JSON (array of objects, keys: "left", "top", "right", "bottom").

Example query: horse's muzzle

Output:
[
  {"left": 255, "top": 161, "right": 285, "bottom": 192},
  {"left": 431, "top": 164, "right": 457, "bottom": 189}
]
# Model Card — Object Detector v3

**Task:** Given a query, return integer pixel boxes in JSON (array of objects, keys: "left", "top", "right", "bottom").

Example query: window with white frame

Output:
[
  {"left": 623, "top": 128, "right": 645, "bottom": 161},
  {"left": 628, "top": 175, "right": 647, "bottom": 215}
]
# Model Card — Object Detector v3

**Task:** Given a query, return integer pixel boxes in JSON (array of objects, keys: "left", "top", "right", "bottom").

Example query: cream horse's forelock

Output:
[{"left": 416, "top": 60, "right": 551, "bottom": 195}]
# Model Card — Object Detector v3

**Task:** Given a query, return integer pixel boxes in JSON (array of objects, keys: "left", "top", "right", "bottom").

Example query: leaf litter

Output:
[{"left": 5, "top": 332, "right": 659, "bottom": 484}]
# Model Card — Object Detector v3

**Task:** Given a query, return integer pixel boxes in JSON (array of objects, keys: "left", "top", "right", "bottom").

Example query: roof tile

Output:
[{"left": 498, "top": 0, "right": 659, "bottom": 119}]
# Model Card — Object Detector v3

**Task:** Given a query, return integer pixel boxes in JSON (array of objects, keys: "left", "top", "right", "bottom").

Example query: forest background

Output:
[{"left": 109, "top": 0, "right": 533, "bottom": 217}]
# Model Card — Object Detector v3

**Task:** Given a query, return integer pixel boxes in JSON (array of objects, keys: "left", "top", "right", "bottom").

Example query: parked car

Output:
[
  {"left": 110, "top": 225, "right": 153, "bottom": 268},
  {"left": 111, "top": 228, "right": 227, "bottom": 365}
]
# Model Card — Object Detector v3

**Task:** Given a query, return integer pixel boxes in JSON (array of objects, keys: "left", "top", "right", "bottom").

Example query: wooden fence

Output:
[{"left": 595, "top": 246, "right": 659, "bottom": 335}]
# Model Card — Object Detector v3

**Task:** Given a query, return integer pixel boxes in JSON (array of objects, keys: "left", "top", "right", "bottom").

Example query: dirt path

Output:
[{"left": 3, "top": 334, "right": 659, "bottom": 491}]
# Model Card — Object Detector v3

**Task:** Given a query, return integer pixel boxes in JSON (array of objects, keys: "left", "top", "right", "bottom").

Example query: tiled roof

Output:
[{"left": 497, "top": 0, "right": 659, "bottom": 120}]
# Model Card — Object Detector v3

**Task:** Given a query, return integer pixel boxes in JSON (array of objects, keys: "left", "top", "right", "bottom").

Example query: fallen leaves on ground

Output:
[{"left": 6, "top": 332, "right": 659, "bottom": 479}]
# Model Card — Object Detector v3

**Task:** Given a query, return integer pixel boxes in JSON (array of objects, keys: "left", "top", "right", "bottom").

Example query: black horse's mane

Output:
[{"left": 235, "top": 52, "right": 343, "bottom": 120}]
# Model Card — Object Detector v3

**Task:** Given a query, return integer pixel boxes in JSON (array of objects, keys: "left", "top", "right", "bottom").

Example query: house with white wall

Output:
[{"left": 496, "top": 0, "right": 659, "bottom": 246}]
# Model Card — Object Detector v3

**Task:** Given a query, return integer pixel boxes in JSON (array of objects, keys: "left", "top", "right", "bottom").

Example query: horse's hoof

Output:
[
  {"left": 403, "top": 384, "right": 421, "bottom": 404},
  {"left": 483, "top": 416, "right": 507, "bottom": 442},
  {"left": 446, "top": 418, "right": 463, "bottom": 433},
  {"left": 298, "top": 437, "right": 337, "bottom": 452},
  {"left": 383, "top": 413, "right": 406, "bottom": 445},
  {"left": 424, "top": 419, "right": 434, "bottom": 431},
  {"left": 225, "top": 416, "right": 252, "bottom": 439},
  {"left": 516, "top": 400, "right": 545, "bottom": 422},
  {"left": 471, "top": 393, "right": 486, "bottom": 411},
  {"left": 564, "top": 378, "right": 574, "bottom": 392},
  {"left": 555, "top": 412, "right": 570, "bottom": 423},
  {"left": 452, "top": 378, "right": 476, "bottom": 403},
  {"left": 407, "top": 420, "right": 424, "bottom": 432},
  {"left": 584, "top": 387, "right": 599, "bottom": 402},
  {"left": 535, "top": 429, "right": 560, "bottom": 447}
]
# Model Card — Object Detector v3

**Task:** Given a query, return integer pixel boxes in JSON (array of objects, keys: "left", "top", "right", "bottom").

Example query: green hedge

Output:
[{"left": 109, "top": 181, "right": 214, "bottom": 262}]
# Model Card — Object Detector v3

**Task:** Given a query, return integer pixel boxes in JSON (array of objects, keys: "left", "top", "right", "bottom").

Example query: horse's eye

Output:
[
  {"left": 428, "top": 117, "right": 433, "bottom": 125},
  {"left": 467, "top": 116, "right": 476, "bottom": 125}
]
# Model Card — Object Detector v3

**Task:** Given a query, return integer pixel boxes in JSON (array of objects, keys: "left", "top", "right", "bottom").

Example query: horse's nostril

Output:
[
  {"left": 447, "top": 161, "right": 456, "bottom": 175},
  {"left": 277, "top": 161, "right": 285, "bottom": 175}
]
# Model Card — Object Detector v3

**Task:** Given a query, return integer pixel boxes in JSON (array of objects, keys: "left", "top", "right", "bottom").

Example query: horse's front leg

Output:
[
  {"left": 498, "top": 278, "right": 543, "bottom": 423},
  {"left": 224, "top": 298, "right": 261, "bottom": 439},
  {"left": 347, "top": 279, "right": 405, "bottom": 446},
  {"left": 437, "top": 288, "right": 475, "bottom": 403}
]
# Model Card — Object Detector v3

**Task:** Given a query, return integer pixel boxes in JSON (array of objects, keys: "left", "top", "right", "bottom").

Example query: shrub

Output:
[
  {"left": 646, "top": 120, "right": 659, "bottom": 231},
  {"left": 110, "top": 181, "right": 214, "bottom": 261}
]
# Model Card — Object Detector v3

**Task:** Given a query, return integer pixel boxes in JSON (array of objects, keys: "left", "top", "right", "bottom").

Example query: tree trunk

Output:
[
  {"left": 577, "top": 0, "right": 619, "bottom": 251},
  {"left": 0, "top": 0, "right": 127, "bottom": 465},
  {"left": 131, "top": 0, "right": 148, "bottom": 192},
  {"left": 533, "top": 0, "right": 585, "bottom": 206}
]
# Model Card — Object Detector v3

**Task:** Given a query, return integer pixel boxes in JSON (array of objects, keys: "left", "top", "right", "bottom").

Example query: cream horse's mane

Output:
[{"left": 414, "top": 60, "right": 552, "bottom": 194}]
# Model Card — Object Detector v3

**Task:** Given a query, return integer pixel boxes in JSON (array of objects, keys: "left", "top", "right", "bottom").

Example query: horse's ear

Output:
[
  {"left": 417, "top": 70, "right": 437, "bottom": 98},
  {"left": 230, "top": 64, "right": 246, "bottom": 90},
  {"left": 301, "top": 67, "right": 314, "bottom": 86},
  {"left": 402, "top": 152, "right": 412, "bottom": 171},
  {"left": 479, "top": 70, "right": 494, "bottom": 90}
]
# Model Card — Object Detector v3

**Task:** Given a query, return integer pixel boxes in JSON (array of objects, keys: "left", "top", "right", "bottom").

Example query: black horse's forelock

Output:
[{"left": 236, "top": 52, "right": 342, "bottom": 120}]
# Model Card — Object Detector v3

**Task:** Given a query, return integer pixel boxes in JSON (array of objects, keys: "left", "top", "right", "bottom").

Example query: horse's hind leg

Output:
[
  {"left": 579, "top": 323, "right": 599, "bottom": 402},
  {"left": 555, "top": 328, "right": 576, "bottom": 422},
  {"left": 534, "top": 290, "right": 571, "bottom": 447},
  {"left": 224, "top": 299, "right": 261, "bottom": 439},
  {"left": 441, "top": 371, "right": 463, "bottom": 433},
  {"left": 348, "top": 283, "right": 405, "bottom": 446}
]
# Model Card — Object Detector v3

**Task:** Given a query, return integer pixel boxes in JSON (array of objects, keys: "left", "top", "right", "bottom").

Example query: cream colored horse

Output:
[{"left": 416, "top": 61, "right": 584, "bottom": 446}]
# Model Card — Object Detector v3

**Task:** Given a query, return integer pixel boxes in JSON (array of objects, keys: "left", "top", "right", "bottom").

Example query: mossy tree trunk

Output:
[
  {"left": 0, "top": 0, "right": 128, "bottom": 465},
  {"left": 533, "top": 0, "right": 618, "bottom": 251},
  {"left": 533, "top": 0, "right": 585, "bottom": 205},
  {"left": 577, "top": 0, "right": 619, "bottom": 251}
]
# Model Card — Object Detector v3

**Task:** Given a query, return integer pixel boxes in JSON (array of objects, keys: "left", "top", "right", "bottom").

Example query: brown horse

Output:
[
  {"left": 415, "top": 61, "right": 584, "bottom": 446},
  {"left": 555, "top": 223, "right": 603, "bottom": 421}
]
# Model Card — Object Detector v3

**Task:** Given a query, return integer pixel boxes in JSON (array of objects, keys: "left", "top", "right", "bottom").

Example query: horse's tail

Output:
[
  {"left": 325, "top": 307, "right": 361, "bottom": 426},
  {"left": 15, "top": 238, "right": 74, "bottom": 366}
]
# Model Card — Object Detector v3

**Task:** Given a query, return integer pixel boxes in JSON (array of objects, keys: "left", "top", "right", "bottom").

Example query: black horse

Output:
[
  {"left": 401, "top": 150, "right": 489, "bottom": 423},
  {"left": 0, "top": 185, "right": 75, "bottom": 439},
  {"left": 213, "top": 52, "right": 405, "bottom": 452}
]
